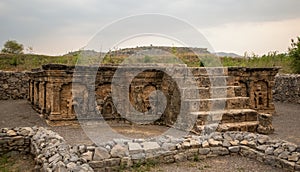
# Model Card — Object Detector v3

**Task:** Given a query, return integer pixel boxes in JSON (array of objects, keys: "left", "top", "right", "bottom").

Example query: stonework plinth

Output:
[{"left": 28, "top": 64, "right": 279, "bottom": 134}]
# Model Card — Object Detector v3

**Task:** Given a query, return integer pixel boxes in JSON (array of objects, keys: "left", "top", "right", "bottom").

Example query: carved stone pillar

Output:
[
  {"left": 267, "top": 80, "right": 276, "bottom": 113},
  {"left": 87, "top": 85, "right": 96, "bottom": 118},
  {"left": 39, "top": 81, "right": 46, "bottom": 113},
  {"left": 28, "top": 80, "right": 33, "bottom": 102},
  {"left": 45, "top": 82, "right": 52, "bottom": 114},
  {"left": 49, "top": 83, "right": 62, "bottom": 119},
  {"left": 33, "top": 81, "right": 39, "bottom": 107}
]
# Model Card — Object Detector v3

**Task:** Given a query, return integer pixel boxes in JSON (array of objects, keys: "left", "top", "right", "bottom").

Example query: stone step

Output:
[
  {"left": 194, "top": 121, "right": 259, "bottom": 134},
  {"left": 183, "top": 97, "right": 250, "bottom": 111},
  {"left": 217, "top": 121, "right": 259, "bottom": 132},
  {"left": 191, "top": 109, "right": 258, "bottom": 125},
  {"left": 181, "top": 86, "right": 242, "bottom": 99}
]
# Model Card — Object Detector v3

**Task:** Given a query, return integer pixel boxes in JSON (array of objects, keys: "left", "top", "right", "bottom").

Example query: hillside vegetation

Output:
[
  {"left": 0, "top": 46, "right": 295, "bottom": 74},
  {"left": 0, "top": 54, "right": 78, "bottom": 71}
]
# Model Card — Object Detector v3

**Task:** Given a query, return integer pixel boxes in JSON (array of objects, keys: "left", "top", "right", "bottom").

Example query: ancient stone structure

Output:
[
  {"left": 0, "top": 127, "right": 93, "bottom": 171},
  {"left": 28, "top": 64, "right": 279, "bottom": 133},
  {"left": 1, "top": 127, "right": 300, "bottom": 171}
]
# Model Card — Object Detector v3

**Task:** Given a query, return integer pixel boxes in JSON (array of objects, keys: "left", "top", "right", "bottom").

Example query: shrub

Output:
[{"left": 288, "top": 36, "right": 300, "bottom": 74}]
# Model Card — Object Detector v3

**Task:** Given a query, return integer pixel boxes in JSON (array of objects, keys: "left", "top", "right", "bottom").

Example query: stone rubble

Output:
[
  {"left": 0, "top": 127, "right": 93, "bottom": 172},
  {"left": 1, "top": 127, "right": 300, "bottom": 171},
  {"left": 79, "top": 130, "right": 300, "bottom": 171}
]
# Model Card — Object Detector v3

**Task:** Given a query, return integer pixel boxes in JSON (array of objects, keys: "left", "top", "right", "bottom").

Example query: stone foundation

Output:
[{"left": 1, "top": 127, "right": 299, "bottom": 171}]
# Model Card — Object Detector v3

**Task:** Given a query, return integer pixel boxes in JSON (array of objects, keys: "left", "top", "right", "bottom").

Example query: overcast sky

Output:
[{"left": 1, "top": 0, "right": 300, "bottom": 55}]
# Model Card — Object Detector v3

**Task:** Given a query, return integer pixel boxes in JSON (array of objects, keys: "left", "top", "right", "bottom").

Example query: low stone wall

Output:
[
  {"left": 0, "top": 71, "right": 28, "bottom": 100},
  {"left": 0, "top": 127, "right": 33, "bottom": 155},
  {"left": 2, "top": 127, "right": 299, "bottom": 171},
  {"left": 0, "top": 127, "right": 93, "bottom": 171},
  {"left": 79, "top": 131, "right": 300, "bottom": 171},
  {"left": 274, "top": 74, "right": 300, "bottom": 104}
]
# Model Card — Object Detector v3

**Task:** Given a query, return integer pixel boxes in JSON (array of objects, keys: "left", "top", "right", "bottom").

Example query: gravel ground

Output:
[
  {"left": 0, "top": 100, "right": 299, "bottom": 172},
  {"left": 143, "top": 155, "right": 287, "bottom": 172},
  {"left": 270, "top": 102, "right": 300, "bottom": 145}
]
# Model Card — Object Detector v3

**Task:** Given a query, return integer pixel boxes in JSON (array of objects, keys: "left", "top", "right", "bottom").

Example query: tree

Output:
[
  {"left": 288, "top": 37, "right": 300, "bottom": 73},
  {"left": 1, "top": 40, "right": 24, "bottom": 54}
]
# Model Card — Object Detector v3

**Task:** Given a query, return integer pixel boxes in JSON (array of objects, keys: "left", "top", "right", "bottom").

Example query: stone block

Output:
[
  {"left": 128, "top": 142, "right": 143, "bottom": 154},
  {"left": 228, "top": 146, "right": 240, "bottom": 153},
  {"left": 93, "top": 147, "right": 111, "bottom": 161},
  {"left": 141, "top": 142, "right": 160, "bottom": 152},
  {"left": 111, "top": 144, "right": 129, "bottom": 158}
]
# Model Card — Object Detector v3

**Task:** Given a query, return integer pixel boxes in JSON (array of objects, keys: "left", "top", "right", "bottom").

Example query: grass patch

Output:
[
  {"left": 120, "top": 159, "right": 159, "bottom": 172},
  {"left": 0, "top": 153, "right": 35, "bottom": 172},
  {"left": 0, "top": 154, "right": 14, "bottom": 172},
  {"left": 0, "top": 54, "right": 78, "bottom": 71}
]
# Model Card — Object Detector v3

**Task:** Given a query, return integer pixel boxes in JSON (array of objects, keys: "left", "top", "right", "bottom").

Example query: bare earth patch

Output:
[
  {"left": 0, "top": 153, "right": 35, "bottom": 172},
  {"left": 125, "top": 155, "right": 287, "bottom": 172}
]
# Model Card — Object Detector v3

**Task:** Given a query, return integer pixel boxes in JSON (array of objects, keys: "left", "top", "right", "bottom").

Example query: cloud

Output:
[
  {"left": 0, "top": 0, "right": 299, "bottom": 54},
  {"left": 202, "top": 18, "right": 300, "bottom": 55}
]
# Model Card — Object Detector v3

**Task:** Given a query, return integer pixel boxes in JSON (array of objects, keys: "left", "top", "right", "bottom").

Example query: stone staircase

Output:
[{"left": 180, "top": 68, "right": 260, "bottom": 134}]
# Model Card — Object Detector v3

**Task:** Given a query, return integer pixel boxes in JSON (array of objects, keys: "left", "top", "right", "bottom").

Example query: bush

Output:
[{"left": 288, "top": 37, "right": 300, "bottom": 74}]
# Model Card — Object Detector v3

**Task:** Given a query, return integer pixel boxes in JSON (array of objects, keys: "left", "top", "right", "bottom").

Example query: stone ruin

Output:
[
  {"left": 27, "top": 64, "right": 279, "bottom": 134},
  {"left": 2, "top": 127, "right": 300, "bottom": 171}
]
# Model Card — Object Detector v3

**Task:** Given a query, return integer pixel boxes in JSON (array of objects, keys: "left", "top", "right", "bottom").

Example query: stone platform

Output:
[{"left": 27, "top": 64, "right": 279, "bottom": 134}]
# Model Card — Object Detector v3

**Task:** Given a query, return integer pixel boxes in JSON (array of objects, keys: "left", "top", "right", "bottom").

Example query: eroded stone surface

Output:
[
  {"left": 28, "top": 65, "right": 279, "bottom": 135},
  {"left": 1, "top": 127, "right": 300, "bottom": 172}
]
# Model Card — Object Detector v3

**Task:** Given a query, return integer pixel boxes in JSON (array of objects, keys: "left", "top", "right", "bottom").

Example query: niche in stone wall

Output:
[
  {"left": 95, "top": 84, "right": 119, "bottom": 119},
  {"left": 253, "top": 80, "right": 269, "bottom": 109},
  {"left": 129, "top": 85, "right": 157, "bottom": 113},
  {"left": 239, "top": 81, "right": 248, "bottom": 97},
  {"left": 61, "top": 84, "right": 88, "bottom": 119},
  {"left": 129, "top": 69, "right": 169, "bottom": 123}
]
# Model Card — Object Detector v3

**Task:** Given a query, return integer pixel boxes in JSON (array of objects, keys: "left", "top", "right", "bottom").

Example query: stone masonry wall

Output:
[
  {"left": 0, "top": 69, "right": 298, "bottom": 106},
  {"left": 1, "top": 127, "right": 299, "bottom": 171},
  {"left": 0, "top": 71, "right": 29, "bottom": 100},
  {"left": 0, "top": 127, "right": 93, "bottom": 171},
  {"left": 27, "top": 65, "right": 279, "bottom": 134},
  {"left": 0, "top": 127, "right": 33, "bottom": 155},
  {"left": 80, "top": 131, "right": 300, "bottom": 171},
  {"left": 273, "top": 74, "right": 300, "bottom": 104}
]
